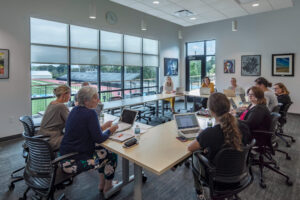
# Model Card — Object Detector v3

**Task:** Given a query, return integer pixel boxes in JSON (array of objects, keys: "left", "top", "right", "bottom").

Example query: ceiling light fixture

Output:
[
  {"left": 89, "top": 0, "right": 96, "bottom": 19},
  {"left": 232, "top": 20, "right": 238, "bottom": 31},
  {"left": 141, "top": 19, "right": 147, "bottom": 31},
  {"left": 153, "top": 1, "right": 160, "bottom": 4},
  {"left": 252, "top": 3, "right": 259, "bottom": 7},
  {"left": 190, "top": 17, "right": 197, "bottom": 20},
  {"left": 178, "top": 30, "right": 183, "bottom": 39}
]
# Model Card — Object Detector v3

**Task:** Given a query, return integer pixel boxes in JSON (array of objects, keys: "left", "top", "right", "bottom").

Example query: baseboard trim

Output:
[{"left": 0, "top": 133, "right": 22, "bottom": 143}]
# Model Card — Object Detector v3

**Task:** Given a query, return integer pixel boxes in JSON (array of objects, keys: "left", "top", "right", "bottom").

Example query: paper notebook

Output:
[{"left": 109, "top": 128, "right": 148, "bottom": 142}]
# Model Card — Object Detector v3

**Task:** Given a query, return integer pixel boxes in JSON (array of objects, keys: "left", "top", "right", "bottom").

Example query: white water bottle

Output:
[
  {"left": 207, "top": 118, "right": 213, "bottom": 128},
  {"left": 134, "top": 124, "right": 141, "bottom": 141}
]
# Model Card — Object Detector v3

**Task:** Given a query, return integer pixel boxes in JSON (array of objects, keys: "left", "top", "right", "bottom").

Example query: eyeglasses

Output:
[{"left": 247, "top": 93, "right": 254, "bottom": 97}]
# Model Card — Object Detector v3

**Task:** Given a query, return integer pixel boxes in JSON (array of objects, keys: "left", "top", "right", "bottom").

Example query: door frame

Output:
[{"left": 185, "top": 55, "right": 206, "bottom": 91}]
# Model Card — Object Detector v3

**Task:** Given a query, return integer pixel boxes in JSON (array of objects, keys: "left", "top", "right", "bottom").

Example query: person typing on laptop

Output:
[
  {"left": 187, "top": 93, "right": 251, "bottom": 200},
  {"left": 197, "top": 77, "right": 214, "bottom": 109},
  {"left": 228, "top": 77, "right": 245, "bottom": 96}
]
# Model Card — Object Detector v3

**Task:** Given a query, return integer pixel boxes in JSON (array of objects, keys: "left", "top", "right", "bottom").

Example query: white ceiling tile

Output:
[
  {"left": 222, "top": 8, "right": 248, "bottom": 18},
  {"left": 158, "top": 3, "right": 185, "bottom": 15},
  {"left": 137, "top": 0, "right": 171, "bottom": 7},
  {"left": 267, "top": 0, "right": 293, "bottom": 10},
  {"left": 110, "top": 0, "right": 295, "bottom": 27},
  {"left": 110, "top": 0, "right": 138, "bottom": 6},
  {"left": 241, "top": 0, "right": 273, "bottom": 14}
]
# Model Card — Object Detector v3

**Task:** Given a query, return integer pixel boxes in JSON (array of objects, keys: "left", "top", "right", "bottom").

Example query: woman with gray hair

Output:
[
  {"left": 60, "top": 86, "right": 119, "bottom": 193},
  {"left": 39, "top": 85, "right": 71, "bottom": 150}
]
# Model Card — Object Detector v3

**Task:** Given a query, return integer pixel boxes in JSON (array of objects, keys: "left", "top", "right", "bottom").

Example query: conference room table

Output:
[
  {"left": 102, "top": 93, "right": 184, "bottom": 116},
  {"left": 101, "top": 113, "right": 212, "bottom": 200}
]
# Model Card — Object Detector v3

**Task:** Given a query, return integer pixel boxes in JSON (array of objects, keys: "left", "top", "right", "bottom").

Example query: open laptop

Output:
[
  {"left": 200, "top": 87, "right": 210, "bottom": 95},
  {"left": 229, "top": 98, "right": 238, "bottom": 110},
  {"left": 223, "top": 89, "right": 236, "bottom": 97},
  {"left": 174, "top": 113, "right": 201, "bottom": 139},
  {"left": 115, "top": 109, "right": 138, "bottom": 133},
  {"left": 176, "top": 87, "right": 184, "bottom": 95}
]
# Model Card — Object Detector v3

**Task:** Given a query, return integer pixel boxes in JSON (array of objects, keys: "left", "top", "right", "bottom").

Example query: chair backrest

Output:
[
  {"left": 159, "top": 86, "right": 164, "bottom": 94},
  {"left": 146, "top": 91, "right": 157, "bottom": 95},
  {"left": 212, "top": 140, "right": 255, "bottom": 183},
  {"left": 272, "top": 105, "right": 280, "bottom": 113},
  {"left": 23, "top": 133, "right": 55, "bottom": 191},
  {"left": 19, "top": 116, "right": 35, "bottom": 137},
  {"left": 110, "top": 96, "right": 123, "bottom": 101},
  {"left": 269, "top": 112, "right": 280, "bottom": 132},
  {"left": 280, "top": 102, "right": 293, "bottom": 119},
  {"left": 131, "top": 93, "right": 142, "bottom": 98}
]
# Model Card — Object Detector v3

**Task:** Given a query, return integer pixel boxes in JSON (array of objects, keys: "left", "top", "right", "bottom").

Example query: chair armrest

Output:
[
  {"left": 52, "top": 152, "right": 78, "bottom": 164},
  {"left": 193, "top": 151, "right": 216, "bottom": 172}
]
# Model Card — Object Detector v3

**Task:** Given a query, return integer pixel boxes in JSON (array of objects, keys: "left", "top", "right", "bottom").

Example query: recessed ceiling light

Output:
[
  {"left": 89, "top": 16, "right": 96, "bottom": 19},
  {"left": 190, "top": 17, "right": 196, "bottom": 20},
  {"left": 153, "top": 1, "right": 160, "bottom": 4},
  {"left": 252, "top": 3, "right": 259, "bottom": 7}
]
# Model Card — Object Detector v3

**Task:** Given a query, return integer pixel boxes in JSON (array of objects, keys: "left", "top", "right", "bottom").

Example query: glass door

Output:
[{"left": 186, "top": 56, "right": 205, "bottom": 91}]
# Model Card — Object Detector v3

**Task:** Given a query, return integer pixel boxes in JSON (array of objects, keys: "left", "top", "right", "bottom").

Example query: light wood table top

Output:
[
  {"left": 101, "top": 115, "right": 210, "bottom": 176},
  {"left": 184, "top": 89, "right": 210, "bottom": 98},
  {"left": 102, "top": 93, "right": 183, "bottom": 110}
]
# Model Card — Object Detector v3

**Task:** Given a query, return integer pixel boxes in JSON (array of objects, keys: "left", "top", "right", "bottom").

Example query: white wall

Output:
[
  {"left": 0, "top": 0, "right": 181, "bottom": 138},
  {"left": 181, "top": 0, "right": 300, "bottom": 114}
]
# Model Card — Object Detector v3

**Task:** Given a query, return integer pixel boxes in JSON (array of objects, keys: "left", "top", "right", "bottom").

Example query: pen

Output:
[{"left": 118, "top": 134, "right": 123, "bottom": 138}]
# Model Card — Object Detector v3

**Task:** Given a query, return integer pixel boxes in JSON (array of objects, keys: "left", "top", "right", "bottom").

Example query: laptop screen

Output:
[
  {"left": 120, "top": 109, "right": 137, "bottom": 124},
  {"left": 175, "top": 114, "right": 199, "bottom": 130},
  {"left": 229, "top": 98, "right": 237, "bottom": 109}
]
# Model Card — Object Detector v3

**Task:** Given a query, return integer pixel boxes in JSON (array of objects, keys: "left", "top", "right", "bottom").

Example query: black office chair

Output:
[
  {"left": 9, "top": 116, "right": 38, "bottom": 190},
  {"left": 19, "top": 132, "right": 78, "bottom": 200},
  {"left": 276, "top": 102, "right": 295, "bottom": 147},
  {"left": 251, "top": 113, "right": 293, "bottom": 188},
  {"left": 192, "top": 139, "right": 255, "bottom": 200},
  {"left": 130, "top": 93, "right": 152, "bottom": 124},
  {"left": 272, "top": 105, "right": 281, "bottom": 113},
  {"left": 109, "top": 96, "right": 123, "bottom": 116}
]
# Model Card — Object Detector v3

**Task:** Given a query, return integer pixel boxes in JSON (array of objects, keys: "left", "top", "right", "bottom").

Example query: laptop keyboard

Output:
[{"left": 181, "top": 129, "right": 200, "bottom": 134}]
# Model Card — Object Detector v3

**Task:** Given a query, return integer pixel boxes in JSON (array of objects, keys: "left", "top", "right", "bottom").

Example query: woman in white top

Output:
[
  {"left": 228, "top": 77, "right": 245, "bottom": 96},
  {"left": 163, "top": 76, "right": 176, "bottom": 113},
  {"left": 255, "top": 77, "right": 278, "bottom": 112}
]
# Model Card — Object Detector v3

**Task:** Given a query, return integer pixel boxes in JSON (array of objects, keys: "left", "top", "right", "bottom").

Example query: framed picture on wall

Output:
[
  {"left": 224, "top": 59, "right": 235, "bottom": 73},
  {"left": 0, "top": 49, "right": 9, "bottom": 79},
  {"left": 164, "top": 58, "right": 178, "bottom": 76},
  {"left": 272, "top": 53, "right": 294, "bottom": 76},
  {"left": 241, "top": 55, "right": 261, "bottom": 76}
]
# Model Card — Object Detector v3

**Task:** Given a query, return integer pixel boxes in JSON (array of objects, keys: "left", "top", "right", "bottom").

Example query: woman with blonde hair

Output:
[
  {"left": 188, "top": 93, "right": 251, "bottom": 199},
  {"left": 274, "top": 83, "right": 291, "bottom": 111},
  {"left": 163, "top": 76, "right": 176, "bottom": 113},
  {"left": 39, "top": 85, "right": 71, "bottom": 150}
]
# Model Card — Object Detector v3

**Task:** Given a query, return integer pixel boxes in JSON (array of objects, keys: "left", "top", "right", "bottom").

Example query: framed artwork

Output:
[
  {"left": 164, "top": 58, "right": 178, "bottom": 76},
  {"left": 0, "top": 49, "right": 9, "bottom": 79},
  {"left": 272, "top": 53, "right": 294, "bottom": 76},
  {"left": 241, "top": 55, "right": 261, "bottom": 76},
  {"left": 224, "top": 59, "right": 235, "bottom": 73}
]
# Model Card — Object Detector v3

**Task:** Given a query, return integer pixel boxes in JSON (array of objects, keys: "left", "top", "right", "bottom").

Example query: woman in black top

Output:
[
  {"left": 188, "top": 93, "right": 251, "bottom": 200},
  {"left": 239, "top": 86, "right": 271, "bottom": 131},
  {"left": 274, "top": 83, "right": 292, "bottom": 112}
]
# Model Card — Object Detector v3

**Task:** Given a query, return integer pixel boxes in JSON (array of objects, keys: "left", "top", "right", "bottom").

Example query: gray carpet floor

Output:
[{"left": 0, "top": 102, "right": 299, "bottom": 200}]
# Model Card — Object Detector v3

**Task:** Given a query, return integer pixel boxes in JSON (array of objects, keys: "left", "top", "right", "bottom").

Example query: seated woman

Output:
[
  {"left": 255, "top": 77, "right": 278, "bottom": 112},
  {"left": 199, "top": 77, "right": 214, "bottom": 108},
  {"left": 60, "top": 86, "right": 119, "bottom": 193},
  {"left": 188, "top": 93, "right": 251, "bottom": 200},
  {"left": 239, "top": 86, "right": 271, "bottom": 131},
  {"left": 163, "top": 76, "right": 176, "bottom": 113},
  {"left": 274, "top": 82, "right": 292, "bottom": 112},
  {"left": 39, "top": 85, "right": 71, "bottom": 150}
]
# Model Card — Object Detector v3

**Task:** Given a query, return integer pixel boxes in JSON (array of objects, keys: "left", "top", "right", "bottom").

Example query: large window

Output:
[
  {"left": 30, "top": 18, "right": 159, "bottom": 114},
  {"left": 186, "top": 40, "right": 216, "bottom": 90}
]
